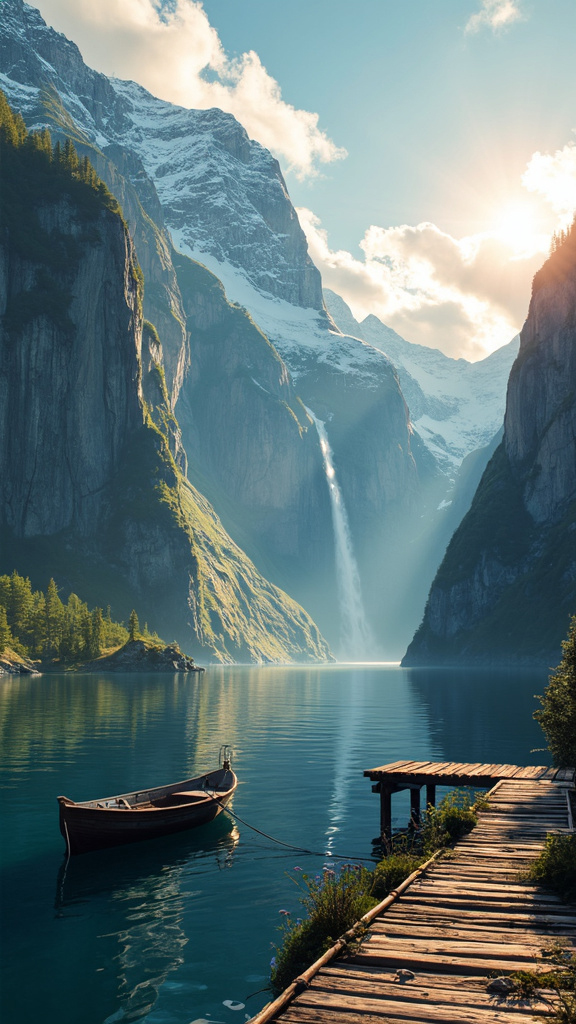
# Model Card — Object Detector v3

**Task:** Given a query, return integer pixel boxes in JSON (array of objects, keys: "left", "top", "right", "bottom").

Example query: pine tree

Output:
[
  {"left": 45, "top": 578, "right": 64, "bottom": 658},
  {"left": 78, "top": 604, "right": 93, "bottom": 658},
  {"left": 535, "top": 615, "right": 576, "bottom": 767},
  {"left": 0, "top": 606, "right": 13, "bottom": 655},
  {"left": 60, "top": 593, "right": 83, "bottom": 662},
  {"left": 8, "top": 571, "right": 33, "bottom": 642},
  {"left": 89, "top": 607, "right": 104, "bottom": 659},
  {"left": 62, "top": 137, "right": 79, "bottom": 173},
  {"left": 128, "top": 609, "right": 140, "bottom": 641},
  {"left": 0, "top": 575, "right": 10, "bottom": 613},
  {"left": 29, "top": 591, "right": 46, "bottom": 657}
]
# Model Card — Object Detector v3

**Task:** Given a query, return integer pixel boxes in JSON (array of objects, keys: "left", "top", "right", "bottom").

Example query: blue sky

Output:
[
  {"left": 199, "top": 0, "right": 576, "bottom": 242},
  {"left": 33, "top": 0, "right": 576, "bottom": 357}
]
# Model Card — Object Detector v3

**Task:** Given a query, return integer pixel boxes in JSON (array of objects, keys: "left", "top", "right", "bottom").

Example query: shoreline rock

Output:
[
  {"left": 0, "top": 650, "right": 41, "bottom": 676},
  {"left": 82, "top": 638, "right": 205, "bottom": 673}
]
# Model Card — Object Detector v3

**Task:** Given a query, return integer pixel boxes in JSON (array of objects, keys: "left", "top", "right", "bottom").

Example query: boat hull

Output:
[{"left": 58, "top": 768, "right": 237, "bottom": 855}]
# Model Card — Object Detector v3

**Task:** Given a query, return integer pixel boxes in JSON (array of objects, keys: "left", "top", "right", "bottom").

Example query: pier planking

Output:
[{"left": 249, "top": 765, "right": 576, "bottom": 1024}]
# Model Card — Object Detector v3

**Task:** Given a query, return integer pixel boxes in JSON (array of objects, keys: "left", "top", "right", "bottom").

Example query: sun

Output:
[{"left": 491, "top": 199, "right": 549, "bottom": 255}]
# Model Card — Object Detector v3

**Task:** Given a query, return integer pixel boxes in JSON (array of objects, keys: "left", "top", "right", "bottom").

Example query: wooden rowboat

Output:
[{"left": 57, "top": 757, "right": 237, "bottom": 856}]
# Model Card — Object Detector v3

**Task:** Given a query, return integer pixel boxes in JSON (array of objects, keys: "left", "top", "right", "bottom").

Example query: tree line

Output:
[
  {"left": 0, "top": 571, "right": 159, "bottom": 664},
  {"left": 549, "top": 216, "right": 576, "bottom": 255},
  {"left": 0, "top": 88, "right": 122, "bottom": 238}
]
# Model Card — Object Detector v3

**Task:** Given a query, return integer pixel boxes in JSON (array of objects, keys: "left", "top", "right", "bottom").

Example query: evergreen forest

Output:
[{"left": 0, "top": 571, "right": 160, "bottom": 665}]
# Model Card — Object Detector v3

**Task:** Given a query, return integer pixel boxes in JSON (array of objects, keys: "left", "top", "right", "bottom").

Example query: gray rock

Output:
[
  {"left": 487, "top": 977, "right": 516, "bottom": 994},
  {"left": 395, "top": 969, "right": 415, "bottom": 983}
]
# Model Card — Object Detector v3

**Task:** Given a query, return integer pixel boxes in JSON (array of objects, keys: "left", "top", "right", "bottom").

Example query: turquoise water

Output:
[{"left": 0, "top": 664, "right": 549, "bottom": 1024}]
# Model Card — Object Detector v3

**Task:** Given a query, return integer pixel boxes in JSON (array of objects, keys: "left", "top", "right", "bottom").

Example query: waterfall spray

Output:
[{"left": 308, "top": 409, "right": 373, "bottom": 660}]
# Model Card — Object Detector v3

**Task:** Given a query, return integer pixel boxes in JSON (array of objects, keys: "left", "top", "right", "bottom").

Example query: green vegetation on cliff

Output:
[
  {"left": 0, "top": 88, "right": 128, "bottom": 338},
  {"left": 0, "top": 88, "right": 120, "bottom": 222}
]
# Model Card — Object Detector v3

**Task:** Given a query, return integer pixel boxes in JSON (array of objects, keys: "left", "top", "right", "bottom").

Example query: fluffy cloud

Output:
[
  {"left": 465, "top": 0, "right": 524, "bottom": 33},
  {"left": 35, "top": 0, "right": 346, "bottom": 179},
  {"left": 299, "top": 209, "right": 544, "bottom": 359},
  {"left": 522, "top": 143, "right": 576, "bottom": 223}
]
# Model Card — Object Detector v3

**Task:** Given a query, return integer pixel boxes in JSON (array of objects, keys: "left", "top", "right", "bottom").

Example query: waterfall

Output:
[{"left": 308, "top": 410, "right": 373, "bottom": 660}]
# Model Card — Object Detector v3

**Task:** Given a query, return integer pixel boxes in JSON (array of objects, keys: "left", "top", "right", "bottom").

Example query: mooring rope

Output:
[{"left": 214, "top": 797, "right": 378, "bottom": 863}]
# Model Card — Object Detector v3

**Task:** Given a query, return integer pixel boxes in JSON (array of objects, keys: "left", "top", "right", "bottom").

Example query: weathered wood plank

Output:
[
  {"left": 353, "top": 946, "right": 552, "bottom": 974},
  {"left": 384, "top": 902, "right": 576, "bottom": 927},
  {"left": 294, "top": 989, "right": 550, "bottom": 1022},
  {"left": 362, "top": 937, "right": 552, "bottom": 962},
  {"left": 365, "top": 921, "right": 573, "bottom": 943},
  {"left": 281, "top": 1011, "right": 553, "bottom": 1024},
  {"left": 250, "top": 775, "right": 575, "bottom": 1024},
  {"left": 312, "top": 971, "right": 550, "bottom": 1013}
]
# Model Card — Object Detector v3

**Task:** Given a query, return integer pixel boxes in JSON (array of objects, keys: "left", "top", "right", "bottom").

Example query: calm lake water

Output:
[{"left": 0, "top": 663, "right": 550, "bottom": 1024}]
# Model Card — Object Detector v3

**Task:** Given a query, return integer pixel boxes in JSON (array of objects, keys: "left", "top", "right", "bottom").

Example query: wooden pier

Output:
[
  {"left": 249, "top": 762, "right": 576, "bottom": 1024},
  {"left": 364, "top": 759, "right": 575, "bottom": 839}
]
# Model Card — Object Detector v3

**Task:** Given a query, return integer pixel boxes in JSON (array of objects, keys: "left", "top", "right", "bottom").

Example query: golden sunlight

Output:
[{"left": 492, "top": 199, "right": 550, "bottom": 255}]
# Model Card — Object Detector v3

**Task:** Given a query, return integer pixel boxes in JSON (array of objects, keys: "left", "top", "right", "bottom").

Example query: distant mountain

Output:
[
  {"left": 404, "top": 235, "right": 576, "bottom": 666},
  {"left": 324, "top": 289, "right": 519, "bottom": 475}
]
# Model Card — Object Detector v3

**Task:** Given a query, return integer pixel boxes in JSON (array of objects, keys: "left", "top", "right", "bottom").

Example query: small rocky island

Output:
[
  {"left": 0, "top": 572, "right": 204, "bottom": 676},
  {"left": 84, "top": 638, "right": 204, "bottom": 673},
  {"left": 0, "top": 639, "right": 204, "bottom": 676}
]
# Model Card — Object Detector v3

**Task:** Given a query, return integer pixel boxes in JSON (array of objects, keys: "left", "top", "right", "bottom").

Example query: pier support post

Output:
[
  {"left": 410, "top": 786, "right": 421, "bottom": 825},
  {"left": 426, "top": 784, "right": 436, "bottom": 809},
  {"left": 379, "top": 786, "right": 392, "bottom": 840}
]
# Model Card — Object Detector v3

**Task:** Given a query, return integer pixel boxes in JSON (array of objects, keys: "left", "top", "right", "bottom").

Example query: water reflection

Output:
[
  {"left": 55, "top": 818, "right": 240, "bottom": 1023},
  {"left": 406, "top": 666, "right": 550, "bottom": 767},
  {"left": 1, "top": 664, "right": 547, "bottom": 1024}
]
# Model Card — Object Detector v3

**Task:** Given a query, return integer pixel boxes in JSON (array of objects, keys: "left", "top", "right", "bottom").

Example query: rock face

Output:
[
  {"left": 0, "top": 0, "right": 322, "bottom": 311},
  {"left": 172, "top": 254, "right": 336, "bottom": 615},
  {"left": 0, "top": 123, "right": 332, "bottom": 664},
  {"left": 404, "top": 241, "right": 576, "bottom": 666},
  {"left": 0, "top": 195, "right": 144, "bottom": 538}
]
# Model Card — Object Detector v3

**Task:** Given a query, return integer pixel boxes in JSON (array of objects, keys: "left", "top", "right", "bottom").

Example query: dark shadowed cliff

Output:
[{"left": 403, "top": 235, "right": 576, "bottom": 666}]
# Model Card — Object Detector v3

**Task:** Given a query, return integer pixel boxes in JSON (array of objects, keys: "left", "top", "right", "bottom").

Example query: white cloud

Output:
[
  {"left": 300, "top": 209, "right": 544, "bottom": 359},
  {"left": 35, "top": 0, "right": 346, "bottom": 179},
  {"left": 465, "top": 0, "right": 524, "bottom": 33},
  {"left": 522, "top": 143, "right": 576, "bottom": 224},
  {"left": 306, "top": 135, "right": 576, "bottom": 359}
]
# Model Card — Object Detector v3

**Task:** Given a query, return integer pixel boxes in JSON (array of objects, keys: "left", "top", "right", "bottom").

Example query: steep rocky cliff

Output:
[
  {"left": 172, "top": 253, "right": 338, "bottom": 634},
  {"left": 403, "top": 238, "right": 576, "bottom": 666},
  {"left": 0, "top": 0, "right": 322, "bottom": 311},
  {"left": 0, "top": 108, "right": 332, "bottom": 663},
  {"left": 0, "top": 0, "right": 433, "bottom": 657}
]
